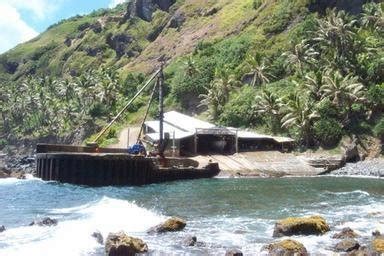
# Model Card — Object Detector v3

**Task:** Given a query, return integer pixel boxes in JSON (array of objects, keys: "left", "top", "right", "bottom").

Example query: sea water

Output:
[{"left": 0, "top": 176, "right": 383, "bottom": 255}]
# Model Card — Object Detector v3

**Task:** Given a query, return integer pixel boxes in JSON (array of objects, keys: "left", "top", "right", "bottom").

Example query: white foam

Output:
[{"left": 0, "top": 197, "right": 165, "bottom": 256}]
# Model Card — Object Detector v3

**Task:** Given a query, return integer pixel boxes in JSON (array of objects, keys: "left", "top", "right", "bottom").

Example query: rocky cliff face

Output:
[
  {"left": 309, "top": 0, "right": 372, "bottom": 14},
  {"left": 127, "top": 0, "right": 175, "bottom": 21}
]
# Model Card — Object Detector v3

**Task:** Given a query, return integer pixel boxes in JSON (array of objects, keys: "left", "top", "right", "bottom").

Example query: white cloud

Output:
[
  {"left": 0, "top": 3, "right": 38, "bottom": 53},
  {"left": 109, "top": 0, "right": 127, "bottom": 8},
  {"left": 1, "top": 0, "right": 62, "bottom": 19}
]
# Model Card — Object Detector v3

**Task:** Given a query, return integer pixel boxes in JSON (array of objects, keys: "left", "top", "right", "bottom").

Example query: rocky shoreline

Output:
[{"left": 330, "top": 158, "right": 384, "bottom": 177}]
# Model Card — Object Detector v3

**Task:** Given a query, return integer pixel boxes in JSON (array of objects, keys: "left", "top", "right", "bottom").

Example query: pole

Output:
[
  {"left": 158, "top": 65, "right": 164, "bottom": 155},
  {"left": 92, "top": 68, "right": 161, "bottom": 144},
  {"left": 127, "top": 128, "right": 130, "bottom": 148}
]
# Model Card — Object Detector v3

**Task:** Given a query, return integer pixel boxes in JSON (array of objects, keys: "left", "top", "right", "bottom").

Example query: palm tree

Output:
[
  {"left": 302, "top": 70, "right": 326, "bottom": 101},
  {"left": 321, "top": 70, "right": 365, "bottom": 108},
  {"left": 253, "top": 90, "right": 283, "bottom": 134},
  {"left": 360, "top": 2, "right": 384, "bottom": 33},
  {"left": 283, "top": 40, "right": 319, "bottom": 76},
  {"left": 243, "top": 52, "right": 272, "bottom": 87},
  {"left": 281, "top": 93, "right": 319, "bottom": 146},
  {"left": 199, "top": 68, "right": 240, "bottom": 120},
  {"left": 313, "top": 9, "right": 358, "bottom": 71}
]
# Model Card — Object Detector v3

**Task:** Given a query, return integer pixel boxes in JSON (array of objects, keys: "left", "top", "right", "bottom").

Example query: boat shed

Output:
[{"left": 143, "top": 111, "right": 294, "bottom": 156}]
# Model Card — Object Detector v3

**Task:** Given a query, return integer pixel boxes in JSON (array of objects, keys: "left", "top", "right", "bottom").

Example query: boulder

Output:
[
  {"left": 334, "top": 239, "right": 360, "bottom": 252},
  {"left": 168, "top": 12, "right": 186, "bottom": 29},
  {"left": 0, "top": 170, "right": 9, "bottom": 178},
  {"left": 0, "top": 225, "right": 5, "bottom": 232},
  {"left": 273, "top": 216, "right": 330, "bottom": 237},
  {"left": 372, "top": 230, "right": 381, "bottom": 237},
  {"left": 148, "top": 217, "right": 186, "bottom": 234},
  {"left": 182, "top": 235, "right": 197, "bottom": 246},
  {"left": 342, "top": 138, "right": 360, "bottom": 163},
  {"left": 10, "top": 171, "right": 26, "bottom": 179},
  {"left": 105, "top": 231, "right": 148, "bottom": 256},
  {"left": 154, "top": 0, "right": 176, "bottom": 11},
  {"left": 262, "top": 239, "right": 308, "bottom": 256},
  {"left": 106, "top": 33, "right": 133, "bottom": 58},
  {"left": 225, "top": 248, "right": 243, "bottom": 256},
  {"left": 372, "top": 237, "right": 384, "bottom": 254},
  {"left": 92, "top": 231, "right": 104, "bottom": 244},
  {"left": 333, "top": 227, "right": 359, "bottom": 239},
  {"left": 29, "top": 217, "right": 58, "bottom": 226}
]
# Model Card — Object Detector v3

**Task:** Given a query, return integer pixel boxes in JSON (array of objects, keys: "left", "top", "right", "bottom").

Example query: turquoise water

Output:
[{"left": 0, "top": 176, "right": 383, "bottom": 255}]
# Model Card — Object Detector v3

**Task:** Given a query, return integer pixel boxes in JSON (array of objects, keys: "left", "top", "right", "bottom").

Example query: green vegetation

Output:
[{"left": 0, "top": 0, "right": 383, "bottom": 150}]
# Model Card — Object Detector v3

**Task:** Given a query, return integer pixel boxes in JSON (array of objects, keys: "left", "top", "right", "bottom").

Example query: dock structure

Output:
[{"left": 35, "top": 144, "right": 219, "bottom": 186}]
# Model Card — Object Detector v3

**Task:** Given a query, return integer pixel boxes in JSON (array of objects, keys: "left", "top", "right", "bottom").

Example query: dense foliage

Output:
[{"left": 0, "top": 1, "right": 383, "bottom": 149}]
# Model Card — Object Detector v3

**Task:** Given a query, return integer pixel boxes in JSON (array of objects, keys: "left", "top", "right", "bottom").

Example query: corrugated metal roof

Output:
[
  {"left": 164, "top": 111, "right": 215, "bottom": 133},
  {"left": 145, "top": 131, "right": 193, "bottom": 141}
]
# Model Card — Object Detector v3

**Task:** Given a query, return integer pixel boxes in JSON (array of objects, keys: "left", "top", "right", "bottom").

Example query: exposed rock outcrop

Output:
[
  {"left": 334, "top": 239, "right": 360, "bottom": 252},
  {"left": 333, "top": 227, "right": 359, "bottom": 239},
  {"left": 0, "top": 225, "right": 5, "bottom": 233},
  {"left": 0, "top": 170, "right": 9, "bottom": 178},
  {"left": 262, "top": 239, "right": 308, "bottom": 256},
  {"left": 105, "top": 231, "right": 148, "bottom": 256},
  {"left": 148, "top": 217, "right": 186, "bottom": 234},
  {"left": 106, "top": 33, "right": 133, "bottom": 58},
  {"left": 309, "top": 0, "right": 371, "bottom": 15},
  {"left": 273, "top": 216, "right": 330, "bottom": 237},
  {"left": 29, "top": 217, "right": 58, "bottom": 226},
  {"left": 127, "top": 0, "right": 175, "bottom": 22}
]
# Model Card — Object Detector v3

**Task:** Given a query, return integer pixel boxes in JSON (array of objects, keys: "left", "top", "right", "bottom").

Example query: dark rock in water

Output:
[
  {"left": 225, "top": 248, "right": 243, "bottom": 256},
  {"left": 262, "top": 239, "right": 308, "bottom": 256},
  {"left": 182, "top": 235, "right": 197, "bottom": 246},
  {"left": 273, "top": 216, "right": 330, "bottom": 237},
  {"left": 0, "top": 225, "right": 5, "bottom": 232},
  {"left": 29, "top": 217, "right": 58, "bottom": 226},
  {"left": 333, "top": 227, "right": 359, "bottom": 239},
  {"left": 334, "top": 239, "right": 360, "bottom": 252},
  {"left": 372, "top": 230, "right": 381, "bottom": 237},
  {"left": 148, "top": 217, "right": 186, "bottom": 234},
  {"left": 105, "top": 231, "right": 148, "bottom": 256},
  {"left": 92, "top": 231, "right": 104, "bottom": 244}
]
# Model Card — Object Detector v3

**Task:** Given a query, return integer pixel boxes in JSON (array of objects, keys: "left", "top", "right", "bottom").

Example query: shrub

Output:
[
  {"left": 314, "top": 118, "right": 342, "bottom": 147},
  {"left": 374, "top": 117, "right": 384, "bottom": 141},
  {"left": 253, "top": 0, "right": 263, "bottom": 10}
]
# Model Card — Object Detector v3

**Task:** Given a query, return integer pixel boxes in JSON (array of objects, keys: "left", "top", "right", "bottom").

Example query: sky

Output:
[{"left": 0, "top": 0, "right": 127, "bottom": 54}]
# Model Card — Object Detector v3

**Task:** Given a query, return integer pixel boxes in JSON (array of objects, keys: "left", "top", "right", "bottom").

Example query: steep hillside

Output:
[{"left": 0, "top": 0, "right": 383, "bottom": 150}]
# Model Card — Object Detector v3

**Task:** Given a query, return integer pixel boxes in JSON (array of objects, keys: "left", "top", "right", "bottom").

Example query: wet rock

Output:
[
  {"left": 105, "top": 231, "right": 148, "bottom": 256},
  {"left": 273, "top": 215, "right": 330, "bottom": 237},
  {"left": 148, "top": 217, "right": 186, "bottom": 234},
  {"left": 10, "top": 171, "right": 26, "bottom": 179},
  {"left": 182, "top": 235, "right": 196, "bottom": 246},
  {"left": 0, "top": 170, "right": 9, "bottom": 178},
  {"left": 333, "top": 227, "right": 359, "bottom": 239},
  {"left": 29, "top": 217, "right": 58, "bottom": 226},
  {"left": 262, "top": 239, "right": 308, "bottom": 256},
  {"left": 347, "top": 245, "right": 371, "bottom": 256},
  {"left": 0, "top": 225, "right": 5, "bottom": 232},
  {"left": 372, "top": 230, "right": 381, "bottom": 237},
  {"left": 334, "top": 239, "right": 360, "bottom": 252},
  {"left": 225, "top": 248, "right": 243, "bottom": 256},
  {"left": 92, "top": 231, "right": 104, "bottom": 244},
  {"left": 372, "top": 237, "right": 384, "bottom": 254}
]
